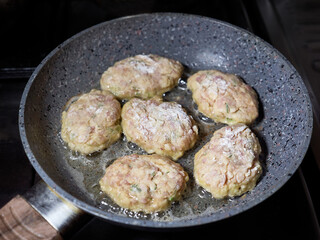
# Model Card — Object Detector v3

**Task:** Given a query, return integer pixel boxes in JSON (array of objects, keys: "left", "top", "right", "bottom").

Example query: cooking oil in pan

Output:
[{"left": 64, "top": 73, "right": 230, "bottom": 221}]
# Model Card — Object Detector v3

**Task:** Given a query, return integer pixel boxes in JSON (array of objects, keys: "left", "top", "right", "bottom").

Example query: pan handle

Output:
[{"left": 0, "top": 181, "right": 92, "bottom": 240}]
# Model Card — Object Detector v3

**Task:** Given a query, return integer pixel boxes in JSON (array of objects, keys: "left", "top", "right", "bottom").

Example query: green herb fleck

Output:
[
  {"left": 147, "top": 92, "right": 155, "bottom": 98},
  {"left": 151, "top": 171, "right": 156, "bottom": 178},
  {"left": 232, "top": 78, "right": 238, "bottom": 87},
  {"left": 114, "top": 125, "right": 122, "bottom": 132},
  {"left": 225, "top": 103, "right": 230, "bottom": 113},
  {"left": 132, "top": 86, "right": 141, "bottom": 96},
  {"left": 226, "top": 117, "right": 233, "bottom": 122},
  {"left": 70, "top": 133, "right": 76, "bottom": 140},
  {"left": 130, "top": 184, "right": 141, "bottom": 192},
  {"left": 168, "top": 194, "right": 176, "bottom": 202}
]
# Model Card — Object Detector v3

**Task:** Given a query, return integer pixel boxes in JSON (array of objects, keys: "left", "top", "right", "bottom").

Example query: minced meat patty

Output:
[
  {"left": 61, "top": 89, "right": 121, "bottom": 155},
  {"left": 121, "top": 97, "right": 198, "bottom": 160},
  {"left": 187, "top": 70, "right": 259, "bottom": 125},
  {"left": 100, "top": 54, "right": 183, "bottom": 99},
  {"left": 99, "top": 154, "right": 189, "bottom": 213},
  {"left": 194, "top": 124, "right": 262, "bottom": 199}
]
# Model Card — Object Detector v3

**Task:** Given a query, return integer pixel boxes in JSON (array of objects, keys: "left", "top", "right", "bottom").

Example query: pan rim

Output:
[{"left": 19, "top": 12, "right": 313, "bottom": 228}]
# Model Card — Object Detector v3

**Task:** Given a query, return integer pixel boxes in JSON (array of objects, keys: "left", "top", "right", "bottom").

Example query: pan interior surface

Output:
[{"left": 20, "top": 13, "right": 312, "bottom": 227}]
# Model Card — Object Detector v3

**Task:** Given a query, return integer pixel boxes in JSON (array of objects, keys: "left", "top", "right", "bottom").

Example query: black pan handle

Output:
[{"left": 0, "top": 181, "right": 92, "bottom": 239}]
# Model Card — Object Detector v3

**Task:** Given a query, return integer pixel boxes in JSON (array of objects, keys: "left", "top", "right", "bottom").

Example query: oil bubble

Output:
[
  {"left": 198, "top": 188, "right": 210, "bottom": 199},
  {"left": 127, "top": 141, "right": 139, "bottom": 151},
  {"left": 198, "top": 113, "right": 214, "bottom": 123},
  {"left": 178, "top": 78, "right": 187, "bottom": 89}
]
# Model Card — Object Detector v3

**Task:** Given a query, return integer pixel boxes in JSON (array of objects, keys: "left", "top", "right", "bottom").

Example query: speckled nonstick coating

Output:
[{"left": 19, "top": 13, "right": 313, "bottom": 228}]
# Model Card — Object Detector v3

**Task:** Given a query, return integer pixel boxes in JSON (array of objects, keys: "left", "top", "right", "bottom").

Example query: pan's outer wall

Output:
[{"left": 19, "top": 13, "right": 313, "bottom": 228}]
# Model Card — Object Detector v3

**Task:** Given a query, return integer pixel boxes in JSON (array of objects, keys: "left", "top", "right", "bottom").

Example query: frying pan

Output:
[{"left": 0, "top": 13, "right": 312, "bottom": 238}]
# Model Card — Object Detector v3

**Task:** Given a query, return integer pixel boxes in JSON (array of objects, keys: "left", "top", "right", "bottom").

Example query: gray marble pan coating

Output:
[{"left": 19, "top": 13, "right": 312, "bottom": 228}]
